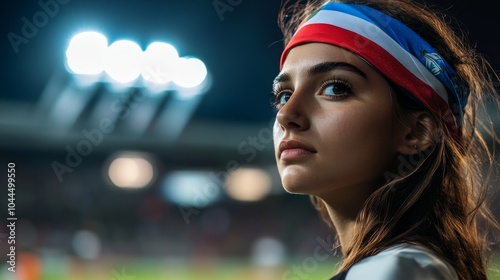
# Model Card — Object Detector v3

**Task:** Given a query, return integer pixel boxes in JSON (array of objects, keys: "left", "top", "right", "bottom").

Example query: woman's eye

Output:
[
  {"left": 272, "top": 91, "right": 292, "bottom": 110},
  {"left": 278, "top": 92, "right": 292, "bottom": 105},
  {"left": 322, "top": 81, "right": 352, "bottom": 97}
]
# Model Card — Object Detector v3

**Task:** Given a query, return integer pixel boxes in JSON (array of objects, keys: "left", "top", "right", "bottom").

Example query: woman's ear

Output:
[{"left": 396, "top": 111, "right": 438, "bottom": 155}]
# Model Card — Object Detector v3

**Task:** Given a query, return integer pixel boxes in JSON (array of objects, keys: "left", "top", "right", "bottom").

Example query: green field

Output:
[{"left": 2, "top": 256, "right": 499, "bottom": 280}]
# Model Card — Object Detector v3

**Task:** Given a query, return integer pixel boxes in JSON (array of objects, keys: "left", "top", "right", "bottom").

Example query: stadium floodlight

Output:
[
  {"left": 66, "top": 31, "right": 108, "bottom": 75},
  {"left": 142, "top": 42, "right": 179, "bottom": 85},
  {"left": 103, "top": 40, "right": 143, "bottom": 84},
  {"left": 173, "top": 57, "right": 208, "bottom": 88},
  {"left": 65, "top": 32, "right": 210, "bottom": 91}
]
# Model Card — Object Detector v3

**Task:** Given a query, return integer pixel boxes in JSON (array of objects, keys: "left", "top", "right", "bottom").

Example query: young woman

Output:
[{"left": 271, "top": 0, "right": 500, "bottom": 279}]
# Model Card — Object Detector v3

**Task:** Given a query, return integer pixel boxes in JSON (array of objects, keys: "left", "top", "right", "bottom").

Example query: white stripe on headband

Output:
[{"left": 299, "top": 9, "right": 449, "bottom": 104}]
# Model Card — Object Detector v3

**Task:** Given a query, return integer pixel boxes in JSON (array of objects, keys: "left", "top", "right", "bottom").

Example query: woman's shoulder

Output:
[{"left": 342, "top": 244, "right": 458, "bottom": 280}]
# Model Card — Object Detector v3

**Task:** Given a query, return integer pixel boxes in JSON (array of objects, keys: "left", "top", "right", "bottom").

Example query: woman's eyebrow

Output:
[
  {"left": 273, "top": 61, "right": 368, "bottom": 87},
  {"left": 308, "top": 61, "right": 367, "bottom": 79},
  {"left": 273, "top": 73, "right": 291, "bottom": 85}
]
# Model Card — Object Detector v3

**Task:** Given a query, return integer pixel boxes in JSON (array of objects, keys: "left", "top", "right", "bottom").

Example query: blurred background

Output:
[{"left": 0, "top": 0, "right": 499, "bottom": 279}]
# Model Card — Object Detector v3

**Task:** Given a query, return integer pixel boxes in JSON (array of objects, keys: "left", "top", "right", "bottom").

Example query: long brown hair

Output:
[{"left": 278, "top": 0, "right": 500, "bottom": 279}]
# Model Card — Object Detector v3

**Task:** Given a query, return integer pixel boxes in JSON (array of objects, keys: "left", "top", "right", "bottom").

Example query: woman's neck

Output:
[{"left": 321, "top": 183, "right": 378, "bottom": 251}]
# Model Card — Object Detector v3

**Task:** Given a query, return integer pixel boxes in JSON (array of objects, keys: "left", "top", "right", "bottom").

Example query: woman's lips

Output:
[
  {"left": 280, "top": 148, "right": 315, "bottom": 160},
  {"left": 278, "top": 140, "right": 316, "bottom": 160}
]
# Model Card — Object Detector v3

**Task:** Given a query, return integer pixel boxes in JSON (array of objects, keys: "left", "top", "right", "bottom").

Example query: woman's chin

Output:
[
  {"left": 282, "top": 184, "right": 309, "bottom": 195},
  {"left": 279, "top": 166, "right": 319, "bottom": 194},
  {"left": 281, "top": 177, "right": 315, "bottom": 195}
]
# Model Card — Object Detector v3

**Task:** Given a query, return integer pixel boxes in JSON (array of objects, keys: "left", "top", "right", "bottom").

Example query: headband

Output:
[{"left": 280, "top": 2, "right": 468, "bottom": 135}]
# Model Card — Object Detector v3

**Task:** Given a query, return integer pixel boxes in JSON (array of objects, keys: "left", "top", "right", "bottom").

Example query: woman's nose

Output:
[{"left": 275, "top": 93, "right": 310, "bottom": 132}]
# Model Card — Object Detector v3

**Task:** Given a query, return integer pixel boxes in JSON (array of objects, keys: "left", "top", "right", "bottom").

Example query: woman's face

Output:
[{"left": 273, "top": 43, "right": 406, "bottom": 199}]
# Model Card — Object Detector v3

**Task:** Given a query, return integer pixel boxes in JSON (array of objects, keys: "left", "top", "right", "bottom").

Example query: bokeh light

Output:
[
  {"left": 161, "top": 171, "right": 221, "bottom": 207},
  {"left": 250, "top": 236, "right": 286, "bottom": 267},
  {"left": 225, "top": 168, "right": 272, "bottom": 202},
  {"left": 71, "top": 230, "right": 101, "bottom": 260},
  {"left": 142, "top": 42, "right": 179, "bottom": 84},
  {"left": 173, "top": 57, "right": 208, "bottom": 88},
  {"left": 107, "top": 153, "right": 154, "bottom": 189},
  {"left": 103, "top": 40, "right": 143, "bottom": 83},
  {"left": 66, "top": 31, "right": 108, "bottom": 75}
]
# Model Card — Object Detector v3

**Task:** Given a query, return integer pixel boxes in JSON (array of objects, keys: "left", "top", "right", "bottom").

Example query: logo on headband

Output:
[{"left": 421, "top": 50, "right": 445, "bottom": 76}]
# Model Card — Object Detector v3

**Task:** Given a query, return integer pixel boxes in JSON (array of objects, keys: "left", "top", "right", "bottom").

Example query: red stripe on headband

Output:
[{"left": 281, "top": 24, "right": 456, "bottom": 127}]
